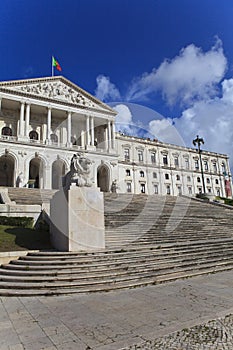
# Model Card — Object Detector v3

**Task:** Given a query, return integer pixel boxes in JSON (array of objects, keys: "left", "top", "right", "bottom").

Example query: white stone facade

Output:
[{"left": 0, "top": 76, "right": 231, "bottom": 198}]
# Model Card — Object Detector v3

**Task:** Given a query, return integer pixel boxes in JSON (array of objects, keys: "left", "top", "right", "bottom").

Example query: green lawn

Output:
[{"left": 0, "top": 225, "right": 51, "bottom": 252}]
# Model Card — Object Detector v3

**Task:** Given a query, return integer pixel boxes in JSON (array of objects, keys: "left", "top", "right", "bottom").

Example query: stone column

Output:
[
  {"left": 25, "top": 104, "right": 31, "bottom": 138},
  {"left": 91, "top": 116, "right": 95, "bottom": 146},
  {"left": 86, "top": 115, "right": 90, "bottom": 146},
  {"left": 104, "top": 125, "right": 108, "bottom": 150},
  {"left": 19, "top": 102, "right": 25, "bottom": 137},
  {"left": 81, "top": 130, "right": 85, "bottom": 148},
  {"left": 108, "top": 120, "right": 112, "bottom": 150},
  {"left": 111, "top": 121, "right": 116, "bottom": 149},
  {"left": 67, "top": 111, "right": 72, "bottom": 146},
  {"left": 47, "top": 107, "right": 51, "bottom": 143}
]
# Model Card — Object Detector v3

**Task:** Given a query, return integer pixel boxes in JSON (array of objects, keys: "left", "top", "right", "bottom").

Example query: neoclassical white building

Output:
[{"left": 0, "top": 76, "right": 231, "bottom": 198}]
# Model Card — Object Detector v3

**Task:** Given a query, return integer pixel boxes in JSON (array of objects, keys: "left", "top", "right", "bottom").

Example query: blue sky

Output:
[{"left": 1, "top": 0, "right": 233, "bottom": 165}]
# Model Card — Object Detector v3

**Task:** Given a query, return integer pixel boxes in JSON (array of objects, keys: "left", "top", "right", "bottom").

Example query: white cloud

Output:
[
  {"left": 95, "top": 75, "right": 121, "bottom": 102},
  {"left": 148, "top": 118, "right": 185, "bottom": 146},
  {"left": 171, "top": 78, "right": 233, "bottom": 169},
  {"left": 127, "top": 38, "right": 227, "bottom": 106},
  {"left": 113, "top": 104, "right": 136, "bottom": 135}
]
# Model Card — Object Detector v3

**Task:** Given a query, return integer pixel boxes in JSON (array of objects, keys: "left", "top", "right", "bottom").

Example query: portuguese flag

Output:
[{"left": 52, "top": 56, "right": 62, "bottom": 72}]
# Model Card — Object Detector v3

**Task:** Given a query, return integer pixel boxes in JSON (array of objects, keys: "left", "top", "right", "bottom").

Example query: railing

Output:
[
  {"left": 0, "top": 136, "right": 110, "bottom": 154},
  {"left": 0, "top": 135, "right": 17, "bottom": 142}
]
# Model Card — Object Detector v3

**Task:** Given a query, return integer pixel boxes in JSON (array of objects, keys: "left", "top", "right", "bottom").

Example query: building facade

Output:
[{"left": 0, "top": 76, "right": 231, "bottom": 198}]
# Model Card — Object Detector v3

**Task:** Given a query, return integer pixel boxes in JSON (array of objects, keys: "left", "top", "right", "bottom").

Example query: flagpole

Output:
[{"left": 52, "top": 56, "right": 54, "bottom": 77}]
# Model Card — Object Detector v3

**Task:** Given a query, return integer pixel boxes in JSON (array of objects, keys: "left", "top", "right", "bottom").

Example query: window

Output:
[
  {"left": 174, "top": 157, "right": 179, "bottom": 167},
  {"left": 206, "top": 178, "right": 210, "bottom": 184},
  {"left": 217, "top": 189, "right": 220, "bottom": 196},
  {"left": 29, "top": 130, "right": 38, "bottom": 140},
  {"left": 222, "top": 163, "right": 226, "bottom": 174},
  {"left": 154, "top": 184, "right": 158, "bottom": 194},
  {"left": 188, "top": 186, "right": 192, "bottom": 194},
  {"left": 153, "top": 172, "right": 157, "bottom": 179},
  {"left": 141, "top": 183, "right": 145, "bottom": 193},
  {"left": 163, "top": 154, "right": 168, "bottom": 165},
  {"left": 208, "top": 188, "right": 211, "bottom": 193},
  {"left": 165, "top": 173, "right": 169, "bottom": 180},
  {"left": 213, "top": 162, "right": 217, "bottom": 173},
  {"left": 176, "top": 175, "right": 180, "bottom": 181},
  {"left": 177, "top": 186, "right": 182, "bottom": 195},
  {"left": 1, "top": 126, "right": 12, "bottom": 136},
  {"left": 204, "top": 160, "right": 208, "bottom": 171},
  {"left": 185, "top": 158, "right": 189, "bottom": 169},
  {"left": 124, "top": 148, "right": 130, "bottom": 161},
  {"left": 215, "top": 179, "right": 219, "bottom": 185},
  {"left": 126, "top": 182, "right": 132, "bottom": 193},
  {"left": 197, "top": 177, "right": 201, "bottom": 183},
  {"left": 195, "top": 160, "right": 199, "bottom": 170},
  {"left": 151, "top": 152, "right": 156, "bottom": 163},
  {"left": 138, "top": 150, "right": 143, "bottom": 162},
  {"left": 50, "top": 133, "right": 58, "bottom": 143},
  {"left": 198, "top": 187, "right": 202, "bottom": 194},
  {"left": 140, "top": 171, "right": 145, "bottom": 177},
  {"left": 187, "top": 176, "right": 191, "bottom": 182},
  {"left": 126, "top": 169, "right": 131, "bottom": 177},
  {"left": 166, "top": 185, "right": 171, "bottom": 195}
]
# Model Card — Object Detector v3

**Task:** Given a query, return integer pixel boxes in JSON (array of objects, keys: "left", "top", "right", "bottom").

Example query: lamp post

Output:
[{"left": 193, "top": 135, "right": 206, "bottom": 194}]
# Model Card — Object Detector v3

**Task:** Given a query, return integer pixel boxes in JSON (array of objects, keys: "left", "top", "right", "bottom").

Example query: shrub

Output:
[{"left": 0, "top": 216, "right": 34, "bottom": 228}]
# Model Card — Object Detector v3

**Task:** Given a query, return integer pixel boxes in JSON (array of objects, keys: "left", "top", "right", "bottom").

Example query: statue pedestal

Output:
[{"left": 50, "top": 186, "right": 105, "bottom": 251}]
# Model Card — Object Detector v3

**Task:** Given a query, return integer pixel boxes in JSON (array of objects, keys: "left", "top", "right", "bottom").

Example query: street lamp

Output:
[{"left": 193, "top": 135, "right": 206, "bottom": 194}]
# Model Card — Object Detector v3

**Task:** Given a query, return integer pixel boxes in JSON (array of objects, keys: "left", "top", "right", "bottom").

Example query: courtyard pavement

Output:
[{"left": 2, "top": 270, "right": 233, "bottom": 349}]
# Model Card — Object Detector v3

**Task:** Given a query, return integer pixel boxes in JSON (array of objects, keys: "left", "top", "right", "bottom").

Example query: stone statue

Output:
[
  {"left": 63, "top": 153, "right": 93, "bottom": 189},
  {"left": 16, "top": 172, "right": 24, "bottom": 188},
  {"left": 111, "top": 180, "right": 118, "bottom": 193}
]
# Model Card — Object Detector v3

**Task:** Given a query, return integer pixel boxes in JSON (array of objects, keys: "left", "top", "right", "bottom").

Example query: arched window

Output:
[
  {"left": 50, "top": 133, "right": 58, "bottom": 143},
  {"left": 140, "top": 171, "right": 144, "bottom": 177},
  {"left": 165, "top": 173, "right": 169, "bottom": 180},
  {"left": 197, "top": 177, "right": 201, "bottom": 183},
  {"left": 167, "top": 185, "right": 171, "bottom": 195},
  {"left": 176, "top": 175, "right": 180, "bottom": 181},
  {"left": 1, "top": 126, "right": 12, "bottom": 136},
  {"left": 29, "top": 130, "right": 38, "bottom": 140},
  {"left": 126, "top": 169, "right": 131, "bottom": 176},
  {"left": 153, "top": 172, "right": 157, "bottom": 179},
  {"left": 206, "top": 178, "right": 210, "bottom": 184}
]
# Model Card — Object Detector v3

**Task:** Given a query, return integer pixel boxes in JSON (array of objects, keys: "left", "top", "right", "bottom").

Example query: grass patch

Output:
[{"left": 0, "top": 225, "right": 51, "bottom": 252}]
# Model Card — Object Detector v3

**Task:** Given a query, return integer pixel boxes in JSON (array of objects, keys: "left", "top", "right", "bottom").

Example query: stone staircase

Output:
[
  {"left": 104, "top": 194, "right": 233, "bottom": 247},
  {"left": 0, "top": 193, "right": 232, "bottom": 296},
  {"left": 7, "top": 187, "right": 57, "bottom": 205}
]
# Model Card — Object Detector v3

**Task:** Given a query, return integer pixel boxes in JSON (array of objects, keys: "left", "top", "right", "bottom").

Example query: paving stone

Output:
[{"left": 2, "top": 270, "right": 233, "bottom": 348}]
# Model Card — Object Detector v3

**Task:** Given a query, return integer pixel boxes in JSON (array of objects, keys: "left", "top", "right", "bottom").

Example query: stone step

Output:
[
  {"left": 1, "top": 262, "right": 233, "bottom": 296},
  {"left": 2, "top": 253, "right": 233, "bottom": 283}
]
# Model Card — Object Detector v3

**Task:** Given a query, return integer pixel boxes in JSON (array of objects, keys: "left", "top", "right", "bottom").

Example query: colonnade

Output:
[{"left": 1, "top": 98, "right": 116, "bottom": 151}]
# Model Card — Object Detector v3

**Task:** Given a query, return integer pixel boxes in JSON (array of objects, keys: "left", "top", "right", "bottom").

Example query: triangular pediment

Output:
[{"left": 0, "top": 76, "right": 116, "bottom": 115}]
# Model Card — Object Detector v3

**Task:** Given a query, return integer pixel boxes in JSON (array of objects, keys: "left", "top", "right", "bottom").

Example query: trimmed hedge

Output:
[
  {"left": 0, "top": 216, "right": 34, "bottom": 228},
  {"left": 223, "top": 198, "right": 233, "bottom": 206}
]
